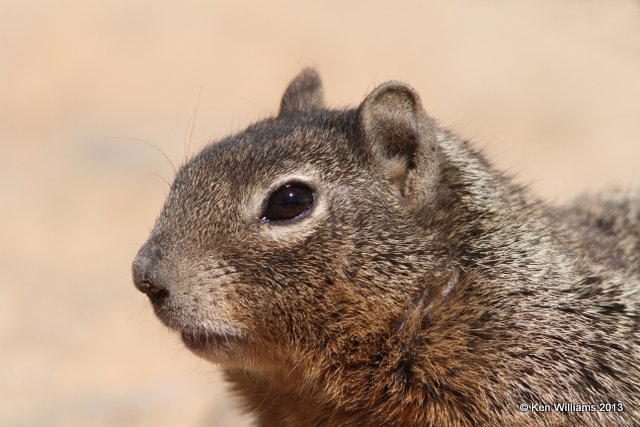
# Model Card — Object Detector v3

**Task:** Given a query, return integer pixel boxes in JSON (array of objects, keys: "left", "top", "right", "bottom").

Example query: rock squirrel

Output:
[{"left": 133, "top": 69, "right": 640, "bottom": 426}]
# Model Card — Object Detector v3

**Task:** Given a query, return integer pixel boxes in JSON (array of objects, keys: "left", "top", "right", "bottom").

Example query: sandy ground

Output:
[{"left": 1, "top": 1, "right": 639, "bottom": 426}]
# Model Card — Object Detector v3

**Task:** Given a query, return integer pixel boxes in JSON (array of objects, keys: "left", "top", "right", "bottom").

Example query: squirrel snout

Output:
[{"left": 132, "top": 245, "right": 170, "bottom": 303}]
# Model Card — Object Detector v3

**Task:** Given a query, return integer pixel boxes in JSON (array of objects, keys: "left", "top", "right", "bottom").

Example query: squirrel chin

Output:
[{"left": 180, "top": 329, "right": 244, "bottom": 360}]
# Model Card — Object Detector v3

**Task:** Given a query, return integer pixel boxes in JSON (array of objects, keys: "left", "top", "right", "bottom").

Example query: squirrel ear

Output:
[
  {"left": 358, "top": 81, "right": 436, "bottom": 196},
  {"left": 279, "top": 68, "right": 325, "bottom": 116}
]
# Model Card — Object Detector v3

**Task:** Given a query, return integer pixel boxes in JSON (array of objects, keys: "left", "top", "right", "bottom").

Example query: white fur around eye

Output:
[{"left": 247, "top": 172, "right": 328, "bottom": 242}]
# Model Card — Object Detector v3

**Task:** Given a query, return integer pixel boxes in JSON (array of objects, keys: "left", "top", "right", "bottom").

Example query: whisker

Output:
[
  {"left": 237, "top": 94, "right": 271, "bottom": 114},
  {"left": 110, "top": 135, "right": 177, "bottom": 176},
  {"left": 185, "top": 87, "right": 203, "bottom": 162},
  {"left": 145, "top": 170, "right": 172, "bottom": 188}
]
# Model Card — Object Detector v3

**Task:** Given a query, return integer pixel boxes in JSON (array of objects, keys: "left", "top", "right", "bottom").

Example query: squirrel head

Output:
[{"left": 132, "top": 69, "right": 443, "bottom": 368}]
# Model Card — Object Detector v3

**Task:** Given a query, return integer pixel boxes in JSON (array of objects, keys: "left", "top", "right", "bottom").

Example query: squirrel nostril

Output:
[{"left": 132, "top": 251, "right": 170, "bottom": 302}]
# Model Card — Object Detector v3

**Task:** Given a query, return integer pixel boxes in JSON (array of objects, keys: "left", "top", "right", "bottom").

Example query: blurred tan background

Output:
[{"left": 1, "top": 1, "right": 639, "bottom": 426}]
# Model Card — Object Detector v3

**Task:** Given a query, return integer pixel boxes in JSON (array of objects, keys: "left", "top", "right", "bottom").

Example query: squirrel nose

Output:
[{"left": 132, "top": 245, "right": 170, "bottom": 303}]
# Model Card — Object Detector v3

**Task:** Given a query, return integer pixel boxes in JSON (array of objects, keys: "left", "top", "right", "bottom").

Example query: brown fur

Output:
[{"left": 133, "top": 69, "right": 640, "bottom": 426}]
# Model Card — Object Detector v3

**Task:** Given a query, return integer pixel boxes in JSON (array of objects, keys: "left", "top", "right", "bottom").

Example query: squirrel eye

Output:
[{"left": 261, "top": 183, "right": 314, "bottom": 222}]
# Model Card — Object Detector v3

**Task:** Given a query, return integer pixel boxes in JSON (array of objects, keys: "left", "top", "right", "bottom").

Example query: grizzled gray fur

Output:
[{"left": 133, "top": 69, "right": 639, "bottom": 426}]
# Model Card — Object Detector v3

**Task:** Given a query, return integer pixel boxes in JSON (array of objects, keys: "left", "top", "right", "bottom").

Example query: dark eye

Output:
[{"left": 261, "top": 183, "right": 314, "bottom": 222}]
